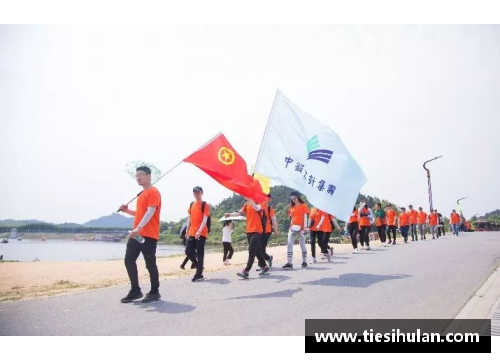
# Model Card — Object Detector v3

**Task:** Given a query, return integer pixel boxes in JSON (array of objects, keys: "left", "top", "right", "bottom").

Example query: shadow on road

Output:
[
  {"left": 227, "top": 287, "right": 303, "bottom": 300},
  {"left": 301, "top": 273, "right": 412, "bottom": 288},
  {"left": 134, "top": 300, "right": 196, "bottom": 314},
  {"left": 264, "top": 274, "right": 292, "bottom": 283},
  {"left": 203, "top": 278, "right": 231, "bottom": 285}
]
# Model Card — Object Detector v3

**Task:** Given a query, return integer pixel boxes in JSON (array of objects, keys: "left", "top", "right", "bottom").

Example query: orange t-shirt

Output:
[
  {"left": 309, "top": 208, "right": 322, "bottom": 229},
  {"left": 418, "top": 211, "right": 427, "bottom": 224},
  {"left": 241, "top": 202, "right": 264, "bottom": 233},
  {"left": 134, "top": 187, "right": 161, "bottom": 240},
  {"left": 408, "top": 210, "right": 418, "bottom": 224},
  {"left": 429, "top": 213, "right": 438, "bottom": 226},
  {"left": 289, "top": 203, "right": 309, "bottom": 229},
  {"left": 319, "top": 212, "right": 333, "bottom": 233},
  {"left": 348, "top": 210, "right": 359, "bottom": 224},
  {"left": 451, "top": 213, "right": 460, "bottom": 224},
  {"left": 399, "top": 212, "right": 409, "bottom": 226},
  {"left": 187, "top": 201, "right": 210, "bottom": 238},
  {"left": 261, "top": 203, "right": 276, "bottom": 233},
  {"left": 386, "top": 210, "right": 396, "bottom": 226},
  {"left": 359, "top": 207, "right": 371, "bottom": 227}
]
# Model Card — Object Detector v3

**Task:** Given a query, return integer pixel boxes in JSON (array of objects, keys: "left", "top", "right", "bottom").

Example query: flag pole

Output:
[
  {"left": 116, "top": 133, "right": 224, "bottom": 213},
  {"left": 116, "top": 160, "right": 184, "bottom": 212},
  {"left": 255, "top": 89, "right": 280, "bottom": 171}
]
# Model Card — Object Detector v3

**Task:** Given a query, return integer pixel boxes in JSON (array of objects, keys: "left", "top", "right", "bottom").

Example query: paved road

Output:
[{"left": 1, "top": 232, "right": 500, "bottom": 336}]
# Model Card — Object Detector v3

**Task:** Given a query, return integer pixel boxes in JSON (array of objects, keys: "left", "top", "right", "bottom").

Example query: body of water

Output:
[{"left": 0, "top": 239, "right": 187, "bottom": 262}]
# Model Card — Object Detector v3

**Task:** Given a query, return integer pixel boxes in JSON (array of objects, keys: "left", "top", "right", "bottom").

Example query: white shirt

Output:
[{"left": 222, "top": 226, "right": 233, "bottom": 243}]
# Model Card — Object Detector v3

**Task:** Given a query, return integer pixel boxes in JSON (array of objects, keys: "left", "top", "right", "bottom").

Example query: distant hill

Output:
[
  {"left": 0, "top": 219, "right": 48, "bottom": 227},
  {"left": 84, "top": 213, "right": 134, "bottom": 228},
  {"left": 482, "top": 209, "right": 500, "bottom": 219}
]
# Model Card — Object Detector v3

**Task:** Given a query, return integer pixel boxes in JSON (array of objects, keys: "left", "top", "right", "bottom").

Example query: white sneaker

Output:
[
  {"left": 312, "top": 257, "right": 317, "bottom": 264},
  {"left": 326, "top": 253, "right": 332, "bottom": 262},
  {"left": 353, "top": 249, "right": 358, "bottom": 254},
  {"left": 329, "top": 248, "right": 334, "bottom": 258},
  {"left": 382, "top": 243, "right": 386, "bottom": 247},
  {"left": 362, "top": 246, "right": 366, "bottom": 250},
  {"left": 366, "top": 246, "right": 371, "bottom": 250}
]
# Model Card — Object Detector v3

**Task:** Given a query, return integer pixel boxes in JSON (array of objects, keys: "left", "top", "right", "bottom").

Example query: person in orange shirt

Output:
[
  {"left": 308, "top": 207, "right": 323, "bottom": 263},
  {"left": 119, "top": 166, "right": 162, "bottom": 303},
  {"left": 186, "top": 186, "right": 211, "bottom": 282},
  {"left": 398, "top": 207, "right": 410, "bottom": 243},
  {"left": 385, "top": 205, "right": 397, "bottom": 245},
  {"left": 226, "top": 197, "right": 269, "bottom": 279},
  {"left": 428, "top": 209, "right": 439, "bottom": 239},
  {"left": 417, "top": 207, "right": 428, "bottom": 240},
  {"left": 282, "top": 191, "right": 309, "bottom": 269},
  {"left": 408, "top": 205, "right": 419, "bottom": 241},
  {"left": 450, "top": 209, "right": 461, "bottom": 236},
  {"left": 258, "top": 194, "right": 278, "bottom": 269},
  {"left": 346, "top": 207, "right": 360, "bottom": 253},
  {"left": 358, "top": 202, "right": 373, "bottom": 250}
]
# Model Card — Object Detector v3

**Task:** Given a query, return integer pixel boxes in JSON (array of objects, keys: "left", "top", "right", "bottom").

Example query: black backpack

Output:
[{"left": 189, "top": 201, "right": 211, "bottom": 233}]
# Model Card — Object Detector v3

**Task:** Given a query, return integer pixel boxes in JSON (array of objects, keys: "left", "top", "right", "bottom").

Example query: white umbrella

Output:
[{"left": 219, "top": 215, "right": 247, "bottom": 222}]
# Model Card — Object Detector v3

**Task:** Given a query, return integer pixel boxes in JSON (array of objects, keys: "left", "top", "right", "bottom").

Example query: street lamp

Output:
[
  {"left": 423, "top": 155, "right": 443, "bottom": 212},
  {"left": 457, "top": 197, "right": 468, "bottom": 217}
]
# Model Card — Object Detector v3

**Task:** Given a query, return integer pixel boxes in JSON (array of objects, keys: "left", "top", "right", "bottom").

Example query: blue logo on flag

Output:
[{"left": 307, "top": 136, "right": 333, "bottom": 164}]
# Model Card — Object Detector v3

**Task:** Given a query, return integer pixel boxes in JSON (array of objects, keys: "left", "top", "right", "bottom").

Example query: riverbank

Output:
[{"left": 0, "top": 237, "right": 394, "bottom": 303}]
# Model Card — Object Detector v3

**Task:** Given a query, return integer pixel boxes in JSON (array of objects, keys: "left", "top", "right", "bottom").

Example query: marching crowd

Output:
[{"left": 117, "top": 166, "right": 466, "bottom": 303}]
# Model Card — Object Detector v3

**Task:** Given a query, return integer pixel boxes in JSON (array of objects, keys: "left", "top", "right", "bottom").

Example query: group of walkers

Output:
[
  {"left": 117, "top": 166, "right": 465, "bottom": 303},
  {"left": 344, "top": 203, "right": 464, "bottom": 254}
]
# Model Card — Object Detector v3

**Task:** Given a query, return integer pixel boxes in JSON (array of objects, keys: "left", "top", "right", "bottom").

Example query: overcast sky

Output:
[{"left": 1, "top": 25, "right": 499, "bottom": 223}]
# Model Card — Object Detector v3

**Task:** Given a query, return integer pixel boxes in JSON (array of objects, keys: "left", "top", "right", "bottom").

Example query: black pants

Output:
[
  {"left": 309, "top": 230, "right": 324, "bottom": 258},
  {"left": 320, "top": 232, "right": 332, "bottom": 254},
  {"left": 245, "top": 233, "right": 266, "bottom": 272},
  {"left": 387, "top": 225, "right": 397, "bottom": 242},
  {"left": 360, "top": 226, "right": 371, "bottom": 246},
  {"left": 124, "top": 237, "right": 159, "bottom": 292},
  {"left": 223, "top": 242, "right": 234, "bottom": 261},
  {"left": 439, "top": 224, "right": 445, "bottom": 236},
  {"left": 377, "top": 225, "right": 387, "bottom": 243},
  {"left": 348, "top": 223, "right": 359, "bottom": 249},
  {"left": 259, "top": 232, "right": 272, "bottom": 261},
  {"left": 185, "top": 236, "right": 206, "bottom": 276}
]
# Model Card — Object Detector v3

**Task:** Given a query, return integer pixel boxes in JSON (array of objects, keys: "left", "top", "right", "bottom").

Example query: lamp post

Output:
[
  {"left": 423, "top": 156, "right": 443, "bottom": 212},
  {"left": 457, "top": 197, "right": 468, "bottom": 217}
]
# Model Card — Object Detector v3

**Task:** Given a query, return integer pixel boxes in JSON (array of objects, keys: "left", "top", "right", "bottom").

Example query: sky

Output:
[{"left": 1, "top": 25, "right": 499, "bottom": 223}]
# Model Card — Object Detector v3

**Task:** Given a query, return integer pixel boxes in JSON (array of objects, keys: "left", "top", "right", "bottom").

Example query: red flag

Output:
[{"left": 184, "top": 133, "right": 268, "bottom": 203}]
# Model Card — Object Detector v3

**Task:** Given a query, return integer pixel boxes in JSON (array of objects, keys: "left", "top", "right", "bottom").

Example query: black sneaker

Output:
[
  {"left": 142, "top": 291, "right": 161, "bottom": 303},
  {"left": 190, "top": 264, "right": 196, "bottom": 269},
  {"left": 192, "top": 274, "right": 204, "bottom": 282},
  {"left": 268, "top": 255, "right": 273, "bottom": 268},
  {"left": 180, "top": 265, "right": 186, "bottom": 270},
  {"left": 259, "top": 266, "right": 270, "bottom": 275},
  {"left": 237, "top": 270, "right": 249, "bottom": 279},
  {"left": 282, "top": 263, "right": 293, "bottom": 269},
  {"left": 301, "top": 262, "right": 307, "bottom": 268},
  {"left": 120, "top": 289, "right": 143, "bottom": 303}
]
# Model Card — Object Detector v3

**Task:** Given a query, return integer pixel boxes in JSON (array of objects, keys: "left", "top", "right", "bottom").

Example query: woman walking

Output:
[{"left": 222, "top": 220, "right": 234, "bottom": 265}]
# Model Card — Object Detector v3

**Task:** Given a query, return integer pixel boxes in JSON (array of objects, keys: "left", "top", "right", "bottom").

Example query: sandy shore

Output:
[{"left": 0, "top": 238, "right": 395, "bottom": 302}]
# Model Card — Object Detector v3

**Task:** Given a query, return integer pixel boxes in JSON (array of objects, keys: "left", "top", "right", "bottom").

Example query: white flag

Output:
[{"left": 255, "top": 90, "right": 367, "bottom": 221}]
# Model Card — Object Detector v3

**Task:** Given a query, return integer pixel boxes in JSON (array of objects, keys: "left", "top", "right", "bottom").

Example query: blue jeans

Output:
[
  {"left": 400, "top": 225, "right": 410, "bottom": 241},
  {"left": 451, "top": 224, "right": 459, "bottom": 236}
]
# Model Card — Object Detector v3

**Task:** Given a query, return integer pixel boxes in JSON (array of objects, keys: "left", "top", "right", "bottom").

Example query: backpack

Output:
[{"left": 189, "top": 201, "right": 211, "bottom": 233}]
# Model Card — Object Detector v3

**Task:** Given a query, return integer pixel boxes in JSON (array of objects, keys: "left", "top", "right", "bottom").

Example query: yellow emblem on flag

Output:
[{"left": 218, "top": 147, "right": 235, "bottom": 165}]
